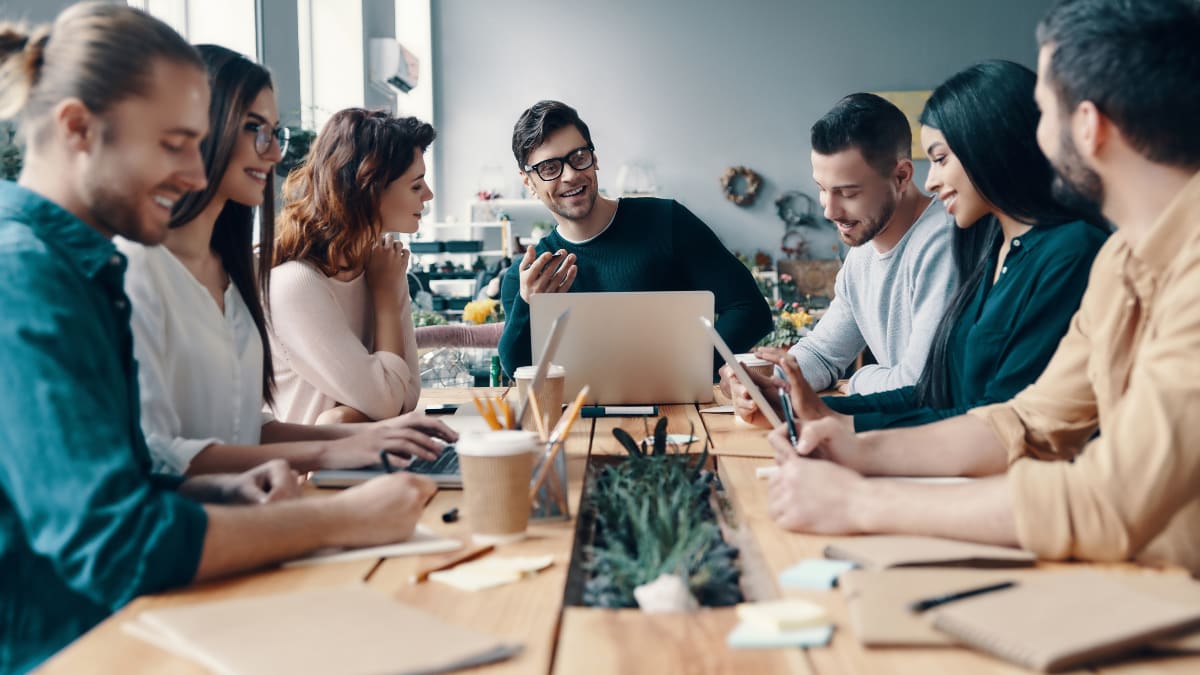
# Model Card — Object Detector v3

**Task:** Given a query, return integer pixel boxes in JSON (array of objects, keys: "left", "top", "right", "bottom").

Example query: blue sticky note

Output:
[
  {"left": 727, "top": 622, "right": 835, "bottom": 649},
  {"left": 779, "top": 559, "right": 858, "bottom": 589}
]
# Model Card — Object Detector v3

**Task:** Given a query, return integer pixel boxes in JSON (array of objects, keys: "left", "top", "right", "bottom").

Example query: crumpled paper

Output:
[{"left": 633, "top": 573, "right": 699, "bottom": 614}]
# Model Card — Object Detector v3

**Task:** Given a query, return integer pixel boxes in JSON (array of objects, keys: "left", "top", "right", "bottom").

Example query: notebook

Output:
[
  {"left": 529, "top": 291, "right": 716, "bottom": 405},
  {"left": 931, "top": 572, "right": 1200, "bottom": 672},
  {"left": 840, "top": 568, "right": 1040, "bottom": 646},
  {"left": 124, "top": 585, "right": 521, "bottom": 675},
  {"left": 823, "top": 535, "right": 1036, "bottom": 570}
]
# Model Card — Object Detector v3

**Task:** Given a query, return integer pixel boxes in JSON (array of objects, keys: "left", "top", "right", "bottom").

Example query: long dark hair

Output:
[
  {"left": 913, "top": 60, "right": 1083, "bottom": 408},
  {"left": 169, "top": 44, "right": 276, "bottom": 405},
  {"left": 275, "top": 109, "right": 435, "bottom": 276}
]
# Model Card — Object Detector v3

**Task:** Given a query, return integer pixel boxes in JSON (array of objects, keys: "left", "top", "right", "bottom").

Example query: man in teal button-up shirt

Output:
[
  {"left": 0, "top": 6, "right": 436, "bottom": 672},
  {"left": 0, "top": 175, "right": 212, "bottom": 675}
]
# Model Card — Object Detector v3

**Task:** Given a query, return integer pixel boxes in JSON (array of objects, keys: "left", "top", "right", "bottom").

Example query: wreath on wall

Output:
[
  {"left": 775, "top": 190, "right": 818, "bottom": 228},
  {"left": 719, "top": 165, "right": 762, "bottom": 207}
]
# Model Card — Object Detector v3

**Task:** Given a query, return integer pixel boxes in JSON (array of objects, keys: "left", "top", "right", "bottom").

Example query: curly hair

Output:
[{"left": 275, "top": 108, "right": 436, "bottom": 276}]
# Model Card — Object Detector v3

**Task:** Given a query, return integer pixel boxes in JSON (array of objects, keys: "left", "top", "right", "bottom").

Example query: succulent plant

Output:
[{"left": 581, "top": 418, "right": 740, "bottom": 609}]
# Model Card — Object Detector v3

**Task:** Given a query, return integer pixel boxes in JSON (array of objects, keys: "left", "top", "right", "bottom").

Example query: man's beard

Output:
[
  {"left": 839, "top": 191, "right": 896, "bottom": 247},
  {"left": 85, "top": 175, "right": 166, "bottom": 245},
  {"left": 1049, "top": 129, "right": 1106, "bottom": 223},
  {"left": 548, "top": 184, "right": 597, "bottom": 221}
]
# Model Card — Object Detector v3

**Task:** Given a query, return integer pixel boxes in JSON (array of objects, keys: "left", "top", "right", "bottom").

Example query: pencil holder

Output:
[{"left": 530, "top": 445, "right": 570, "bottom": 521}]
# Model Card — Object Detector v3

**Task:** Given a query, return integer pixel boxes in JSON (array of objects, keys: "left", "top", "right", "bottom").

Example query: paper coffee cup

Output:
[
  {"left": 735, "top": 353, "right": 775, "bottom": 379},
  {"left": 456, "top": 430, "right": 538, "bottom": 545},
  {"left": 513, "top": 364, "right": 566, "bottom": 430}
]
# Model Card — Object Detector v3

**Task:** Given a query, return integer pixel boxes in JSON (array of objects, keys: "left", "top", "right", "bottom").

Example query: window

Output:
[{"left": 129, "top": 0, "right": 258, "bottom": 60}]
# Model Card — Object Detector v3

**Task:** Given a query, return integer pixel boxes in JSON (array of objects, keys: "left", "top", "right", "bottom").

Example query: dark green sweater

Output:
[
  {"left": 498, "top": 197, "right": 771, "bottom": 376},
  {"left": 826, "top": 219, "right": 1108, "bottom": 430}
]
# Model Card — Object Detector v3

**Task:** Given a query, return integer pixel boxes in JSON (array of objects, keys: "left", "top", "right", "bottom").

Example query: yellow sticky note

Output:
[{"left": 736, "top": 599, "right": 829, "bottom": 633}]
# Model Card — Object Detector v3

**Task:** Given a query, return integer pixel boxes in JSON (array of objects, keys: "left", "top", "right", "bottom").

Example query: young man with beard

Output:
[
  {"left": 496, "top": 100, "right": 772, "bottom": 377},
  {"left": 761, "top": 0, "right": 1200, "bottom": 576},
  {"left": 725, "top": 94, "right": 958, "bottom": 423},
  {"left": 0, "top": 6, "right": 433, "bottom": 671}
]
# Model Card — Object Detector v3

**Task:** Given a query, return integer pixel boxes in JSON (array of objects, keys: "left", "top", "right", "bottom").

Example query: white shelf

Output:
[{"left": 399, "top": 220, "right": 511, "bottom": 258}]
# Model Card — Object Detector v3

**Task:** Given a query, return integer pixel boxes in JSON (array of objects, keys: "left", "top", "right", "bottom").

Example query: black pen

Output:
[
  {"left": 580, "top": 405, "right": 657, "bottom": 418},
  {"left": 778, "top": 387, "right": 799, "bottom": 446},
  {"left": 908, "top": 581, "right": 1017, "bottom": 613}
]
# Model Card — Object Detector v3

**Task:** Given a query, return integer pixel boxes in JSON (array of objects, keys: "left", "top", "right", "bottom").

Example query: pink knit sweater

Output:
[{"left": 267, "top": 261, "right": 420, "bottom": 424}]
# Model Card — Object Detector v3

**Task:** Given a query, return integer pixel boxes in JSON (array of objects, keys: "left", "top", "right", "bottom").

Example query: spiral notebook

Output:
[{"left": 930, "top": 572, "right": 1200, "bottom": 672}]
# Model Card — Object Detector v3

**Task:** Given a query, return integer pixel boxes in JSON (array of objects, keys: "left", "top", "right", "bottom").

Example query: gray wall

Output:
[{"left": 432, "top": 0, "right": 1052, "bottom": 258}]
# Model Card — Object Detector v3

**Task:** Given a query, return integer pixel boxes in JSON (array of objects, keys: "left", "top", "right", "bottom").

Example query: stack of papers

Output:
[
  {"left": 727, "top": 599, "right": 835, "bottom": 649},
  {"left": 430, "top": 555, "right": 555, "bottom": 591}
]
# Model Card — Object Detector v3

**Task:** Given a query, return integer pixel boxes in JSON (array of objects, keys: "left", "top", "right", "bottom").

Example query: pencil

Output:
[
  {"left": 410, "top": 543, "right": 496, "bottom": 584},
  {"left": 548, "top": 385, "right": 589, "bottom": 445},
  {"left": 528, "top": 393, "right": 548, "bottom": 442},
  {"left": 498, "top": 397, "right": 514, "bottom": 430},
  {"left": 530, "top": 386, "right": 589, "bottom": 504},
  {"left": 472, "top": 393, "right": 502, "bottom": 430}
]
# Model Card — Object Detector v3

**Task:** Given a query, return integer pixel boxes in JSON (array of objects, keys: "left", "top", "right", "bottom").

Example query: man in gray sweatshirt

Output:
[{"left": 725, "top": 94, "right": 957, "bottom": 418}]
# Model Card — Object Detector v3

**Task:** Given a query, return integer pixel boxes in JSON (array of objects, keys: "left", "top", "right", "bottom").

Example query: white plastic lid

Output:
[
  {"left": 735, "top": 353, "right": 771, "bottom": 368},
  {"left": 513, "top": 363, "right": 565, "bottom": 379},
  {"left": 455, "top": 430, "right": 540, "bottom": 457}
]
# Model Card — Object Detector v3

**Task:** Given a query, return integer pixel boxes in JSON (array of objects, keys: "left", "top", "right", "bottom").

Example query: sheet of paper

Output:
[
  {"left": 699, "top": 404, "right": 736, "bottom": 414},
  {"left": 283, "top": 525, "right": 462, "bottom": 568}
]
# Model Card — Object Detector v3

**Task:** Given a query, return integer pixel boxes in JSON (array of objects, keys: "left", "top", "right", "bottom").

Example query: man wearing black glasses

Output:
[{"left": 497, "top": 100, "right": 771, "bottom": 376}]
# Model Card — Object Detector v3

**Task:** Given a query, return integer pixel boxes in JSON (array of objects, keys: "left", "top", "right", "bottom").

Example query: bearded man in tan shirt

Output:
[{"left": 761, "top": 0, "right": 1200, "bottom": 576}]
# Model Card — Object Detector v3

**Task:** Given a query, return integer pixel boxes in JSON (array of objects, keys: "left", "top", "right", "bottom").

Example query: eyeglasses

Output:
[
  {"left": 245, "top": 121, "right": 290, "bottom": 157},
  {"left": 523, "top": 145, "right": 595, "bottom": 181}
]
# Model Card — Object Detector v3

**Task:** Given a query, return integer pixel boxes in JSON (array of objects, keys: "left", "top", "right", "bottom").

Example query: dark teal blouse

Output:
[{"left": 826, "top": 220, "right": 1108, "bottom": 431}]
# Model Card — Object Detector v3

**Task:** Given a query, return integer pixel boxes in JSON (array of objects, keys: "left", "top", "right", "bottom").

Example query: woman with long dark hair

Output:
[
  {"left": 119, "top": 46, "right": 454, "bottom": 475},
  {"left": 269, "top": 109, "right": 435, "bottom": 425},
  {"left": 738, "top": 60, "right": 1108, "bottom": 430}
]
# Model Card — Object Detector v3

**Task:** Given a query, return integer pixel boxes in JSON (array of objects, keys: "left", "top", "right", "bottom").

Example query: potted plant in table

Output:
[{"left": 578, "top": 418, "right": 742, "bottom": 610}]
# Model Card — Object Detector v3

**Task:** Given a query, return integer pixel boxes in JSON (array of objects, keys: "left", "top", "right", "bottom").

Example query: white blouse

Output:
[
  {"left": 267, "top": 260, "right": 420, "bottom": 425},
  {"left": 117, "top": 239, "right": 269, "bottom": 474}
]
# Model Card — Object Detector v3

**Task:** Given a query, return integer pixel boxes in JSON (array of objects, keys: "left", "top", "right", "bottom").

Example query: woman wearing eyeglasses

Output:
[
  {"left": 268, "top": 108, "right": 436, "bottom": 426},
  {"left": 118, "top": 46, "right": 455, "bottom": 476}
]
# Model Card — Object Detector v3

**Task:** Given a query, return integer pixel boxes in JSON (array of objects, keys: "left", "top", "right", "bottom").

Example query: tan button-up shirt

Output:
[{"left": 971, "top": 171, "right": 1200, "bottom": 575}]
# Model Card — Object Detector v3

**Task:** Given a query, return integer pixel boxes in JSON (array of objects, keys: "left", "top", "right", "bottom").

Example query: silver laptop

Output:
[{"left": 530, "top": 291, "right": 715, "bottom": 405}]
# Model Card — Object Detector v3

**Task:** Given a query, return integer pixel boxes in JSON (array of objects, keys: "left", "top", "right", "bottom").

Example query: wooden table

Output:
[{"left": 42, "top": 388, "right": 1200, "bottom": 674}]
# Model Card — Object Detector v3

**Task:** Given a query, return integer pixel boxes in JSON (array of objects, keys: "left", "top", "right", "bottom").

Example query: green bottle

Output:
[{"left": 489, "top": 354, "right": 502, "bottom": 387}]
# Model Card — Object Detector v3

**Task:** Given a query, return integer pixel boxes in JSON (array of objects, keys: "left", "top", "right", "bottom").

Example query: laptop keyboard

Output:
[{"left": 405, "top": 445, "right": 460, "bottom": 475}]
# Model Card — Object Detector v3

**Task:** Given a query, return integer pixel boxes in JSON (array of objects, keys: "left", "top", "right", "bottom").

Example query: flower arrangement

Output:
[
  {"left": 462, "top": 297, "right": 504, "bottom": 324},
  {"left": 758, "top": 295, "right": 814, "bottom": 349}
]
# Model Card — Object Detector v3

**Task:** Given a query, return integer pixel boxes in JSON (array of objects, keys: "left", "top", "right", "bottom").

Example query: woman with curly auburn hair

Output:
[{"left": 270, "top": 108, "right": 436, "bottom": 425}]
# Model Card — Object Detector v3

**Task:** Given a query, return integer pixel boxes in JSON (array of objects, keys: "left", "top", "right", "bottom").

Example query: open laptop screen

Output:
[{"left": 530, "top": 291, "right": 715, "bottom": 405}]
